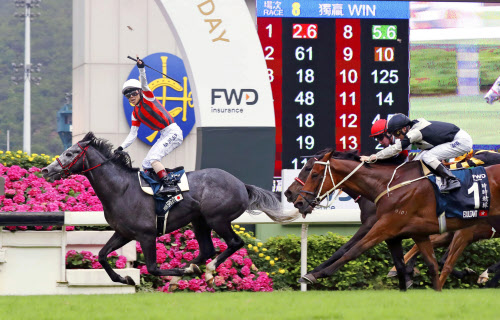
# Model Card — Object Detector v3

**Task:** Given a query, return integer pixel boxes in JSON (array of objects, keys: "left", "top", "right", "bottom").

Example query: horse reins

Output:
[
  {"left": 299, "top": 160, "right": 364, "bottom": 208},
  {"left": 56, "top": 142, "right": 110, "bottom": 178}
]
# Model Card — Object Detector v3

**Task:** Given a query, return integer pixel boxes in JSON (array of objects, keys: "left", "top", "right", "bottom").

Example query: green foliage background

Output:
[
  {"left": 0, "top": 0, "right": 72, "bottom": 155},
  {"left": 267, "top": 232, "right": 500, "bottom": 290}
]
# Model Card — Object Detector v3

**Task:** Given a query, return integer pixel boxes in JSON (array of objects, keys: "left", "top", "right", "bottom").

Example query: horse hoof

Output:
[
  {"left": 298, "top": 274, "right": 316, "bottom": 284},
  {"left": 191, "top": 264, "right": 202, "bottom": 276},
  {"left": 124, "top": 276, "right": 136, "bottom": 286},
  {"left": 478, "top": 277, "right": 488, "bottom": 284},
  {"left": 207, "top": 277, "right": 214, "bottom": 288},
  {"left": 406, "top": 280, "right": 413, "bottom": 289},
  {"left": 169, "top": 283, "right": 178, "bottom": 292},
  {"left": 387, "top": 270, "right": 397, "bottom": 278}
]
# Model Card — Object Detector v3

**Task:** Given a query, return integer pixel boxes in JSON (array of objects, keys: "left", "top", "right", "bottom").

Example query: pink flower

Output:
[
  {"left": 92, "top": 261, "right": 102, "bottom": 269},
  {"left": 185, "top": 239, "right": 199, "bottom": 250},
  {"left": 115, "top": 256, "right": 127, "bottom": 269},
  {"left": 241, "top": 265, "right": 251, "bottom": 276},
  {"left": 12, "top": 194, "right": 25, "bottom": 204},
  {"left": 139, "top": 265, "right": 149, "bottom": 275},
  {"left": 156, "top": 251, "right": 167, "bottom": 264},
  {"left": 66, "top": 250, "right": 77, "bottom": 259},
  {"left": 183, "top": 229, "right": 195, "bottom": 239},
  {"left": 187, "top": 278, "right": 203, "bottom": 291},
  {"left": 183, "top": 252, "right": 194, "bottom": 261},
  {"left": 65, "top": 226, "right": 75, "bottom": 231},
  {"left": 177, "top": 280, "right": 188, "bottom": 290},
  {"left": 136, "top": 242, "right": 142, "bottom": 253},
  {"left": 214, "top": 275, "right": 225, "bottom": 286}
]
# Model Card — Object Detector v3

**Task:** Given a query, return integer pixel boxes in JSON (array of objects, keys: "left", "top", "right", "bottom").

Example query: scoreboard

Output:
[{"left": 256, "top": 1, "right": 410, "bottom": 176}]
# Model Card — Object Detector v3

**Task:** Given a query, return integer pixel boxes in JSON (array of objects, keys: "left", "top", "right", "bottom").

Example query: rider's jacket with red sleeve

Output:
[
  {"left": 131, "top": 70, "right": 175, "bottom": 131},
  {"left": 120, "top": 68, "right": 175, "bottom": 149}
]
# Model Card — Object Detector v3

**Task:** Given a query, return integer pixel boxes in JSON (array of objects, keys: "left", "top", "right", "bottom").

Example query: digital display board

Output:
[{"left": 257, "top": 1, "right": 410, "bottom": 175}]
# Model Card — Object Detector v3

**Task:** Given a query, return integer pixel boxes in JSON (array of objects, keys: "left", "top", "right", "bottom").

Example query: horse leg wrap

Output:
[
  {"left": 184, "top": 264, "right": 202, "bottom": 275},
  {"left": 169, "top": 276, "right": 181, "bottom": 292},
  {"left": 478, "top": 269, "right": 489, "bottom": 284},
  {"left": 205, "top": 258, "right": 217, "bottom": 285}
]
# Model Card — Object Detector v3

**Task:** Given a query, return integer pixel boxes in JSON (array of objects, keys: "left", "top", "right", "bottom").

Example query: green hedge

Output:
[
  {"left": 265, "top": 232, "right": 500, "bottom": 290},
  {"left": 0, "top": 151, "right": 56, "bottom": 169}
]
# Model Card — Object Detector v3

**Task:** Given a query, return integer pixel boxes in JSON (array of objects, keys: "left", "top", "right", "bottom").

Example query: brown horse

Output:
[
  {"left": 284, "top": 150, "right": 413, "bottom": 290},
  {"left": 294, "top": 149, "right": 500, "bottom": 291},
  {"left": 389, "top": 221, "right": 499, "bottom": 287},
  {"left": 387, "top": 150, "right": 500, "bottom": 287}
]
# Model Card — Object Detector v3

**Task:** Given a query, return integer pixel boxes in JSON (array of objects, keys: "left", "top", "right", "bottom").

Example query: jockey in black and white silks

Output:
[{"left": 361, "top": 114, "right": 473, "bottom": 193}]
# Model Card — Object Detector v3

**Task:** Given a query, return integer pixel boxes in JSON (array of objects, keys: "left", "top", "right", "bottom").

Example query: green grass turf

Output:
[
  {"left": 410, "top": 94, "right": 500, "bottom": 145},
  {"left": 0, "top": 290, "right": 499, "bottom": 320}
]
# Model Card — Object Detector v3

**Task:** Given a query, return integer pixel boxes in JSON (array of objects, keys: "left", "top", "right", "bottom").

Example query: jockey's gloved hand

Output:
[
  {"left": 114, "top": 146, "right": 123, "bottom": 153},
  {"left": 136, "top": 57, "right": 144, "bottom": 68}
]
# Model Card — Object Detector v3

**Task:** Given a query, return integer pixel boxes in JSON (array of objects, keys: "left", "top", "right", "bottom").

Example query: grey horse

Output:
[{"left": 42, "top": 132, "right": 299, "bottom": 288}]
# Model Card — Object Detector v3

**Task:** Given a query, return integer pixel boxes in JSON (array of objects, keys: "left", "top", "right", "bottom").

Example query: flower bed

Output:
[
  {"left": 66, "top": 250, "right": 127, "bottom": 269},
  {"left": 0, "top": 160, "right": 282, "bottom": 292}
]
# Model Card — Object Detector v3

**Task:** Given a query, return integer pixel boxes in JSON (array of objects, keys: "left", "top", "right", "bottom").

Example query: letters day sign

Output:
[
  {"left": 122, "top": 52, "right": 195, "bottom": 146},
  {"left": 155, "top": 0, "right": 274, "bottom": 128}
]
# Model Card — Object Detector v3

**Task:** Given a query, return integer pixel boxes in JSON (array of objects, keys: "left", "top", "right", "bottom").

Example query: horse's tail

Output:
[{"left": 245, "top": 184, "right": 300, "bottom": 223}]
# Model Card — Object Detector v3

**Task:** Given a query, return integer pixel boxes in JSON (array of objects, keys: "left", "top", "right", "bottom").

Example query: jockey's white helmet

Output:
[{"left": 122, "top": 79, "right": 141, "bottom": 94}]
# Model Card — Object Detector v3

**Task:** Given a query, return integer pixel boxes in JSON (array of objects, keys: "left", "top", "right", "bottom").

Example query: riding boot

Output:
[
  {"left": 434, "top": 163, "right": 461, "bottom": 193},
  {"left": 157, "top": 169, "right": 178, "bottom": 195}
]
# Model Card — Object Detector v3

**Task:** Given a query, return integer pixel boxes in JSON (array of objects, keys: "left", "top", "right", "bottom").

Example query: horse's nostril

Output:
[
  {"left": 284, "top": 190, "right": 291, "bottom": 197},
  {"left": 41, "top": 168, "right": 48, "bottom": 174},
  {"left": 294, "top": 201, "right": 303, "bottom": 209}
]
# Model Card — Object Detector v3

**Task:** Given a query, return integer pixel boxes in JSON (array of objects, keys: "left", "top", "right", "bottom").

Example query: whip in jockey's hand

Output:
[{"left": 118, "top": 55, "right": 184, "bottom": 196}]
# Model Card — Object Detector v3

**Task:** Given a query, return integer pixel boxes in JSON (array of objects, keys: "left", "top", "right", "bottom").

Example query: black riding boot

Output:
[
  {"left": 157, "top": 169, "right": 178, "bottom": 196},
  {"left": 434, "top": 163, "right": 461, "bottom": 193},
  {"left": 158, "top": 176, "right": 178, "bottom": 195}
]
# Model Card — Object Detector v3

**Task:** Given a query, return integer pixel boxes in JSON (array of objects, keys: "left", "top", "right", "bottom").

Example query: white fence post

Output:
[{"left": 300, "top": 223, "right": 308, "bottom": 292}]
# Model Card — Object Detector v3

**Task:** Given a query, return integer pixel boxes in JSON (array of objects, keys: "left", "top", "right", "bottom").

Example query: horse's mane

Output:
[
  {"left": 320, "top": 147, "right": 406, "bottom": 166},
  {"left": 81, "top": 132, "right": 139, "bottom": 172}
]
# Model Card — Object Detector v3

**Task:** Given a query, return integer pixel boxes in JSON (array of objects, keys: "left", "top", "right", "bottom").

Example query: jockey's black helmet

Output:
[{"left": 387, "top": 114, "right": 411, "bottom": 134}]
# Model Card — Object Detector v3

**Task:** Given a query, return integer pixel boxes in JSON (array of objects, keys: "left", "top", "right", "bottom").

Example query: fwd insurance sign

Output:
[{"left": 211, "top": 88, "right": 259, "bottom": 114}]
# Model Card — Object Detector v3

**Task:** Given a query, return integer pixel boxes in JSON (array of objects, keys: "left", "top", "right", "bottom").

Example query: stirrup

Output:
[
  {"left": 158, "top": 185, "right": 178, "bottom": 195},
  {"left": 439, "top": 179, "right": 460, "bottom": 193}
]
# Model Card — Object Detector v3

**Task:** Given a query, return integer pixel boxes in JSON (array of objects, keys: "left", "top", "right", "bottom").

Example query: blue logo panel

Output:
[{"left": 122, "top": 52, "right": 195, "bottom": 146}]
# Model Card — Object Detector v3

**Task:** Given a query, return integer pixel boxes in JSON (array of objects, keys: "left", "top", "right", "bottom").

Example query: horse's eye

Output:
[
  {"left": 65, "top": 152, "right": 72, "bottom": 157},
  {"left": 311, "top": 172, "right": 319, "bottom": 178}
]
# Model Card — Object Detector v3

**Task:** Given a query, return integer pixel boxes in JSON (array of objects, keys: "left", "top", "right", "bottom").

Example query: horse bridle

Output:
[
  {"left": 56, "top": 142, "right": 109, "bottom": 178},
  {"left": 298, "top": 159, "right": 365, "bottom": 209}
]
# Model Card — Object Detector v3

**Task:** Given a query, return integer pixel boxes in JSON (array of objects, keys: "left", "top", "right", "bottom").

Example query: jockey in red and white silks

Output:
[{"left": 118, "top": 57, "right": 183, "bottom": 195}]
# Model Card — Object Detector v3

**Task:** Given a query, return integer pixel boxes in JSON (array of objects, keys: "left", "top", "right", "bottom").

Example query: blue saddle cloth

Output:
[
  {"left": 428, "top": 166, "right": 491, "bottom": 219},
  {"left": 140, "top": 169, "right": 185, "bottom": 235}
]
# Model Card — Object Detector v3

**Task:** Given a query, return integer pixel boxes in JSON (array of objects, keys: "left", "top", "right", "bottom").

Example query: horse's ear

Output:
[
  {"left": 78, "top": 140, "right": 92, "bottom": 148},
  {"left": 325, "top": 151, "right": 334, "bottom": 160}
]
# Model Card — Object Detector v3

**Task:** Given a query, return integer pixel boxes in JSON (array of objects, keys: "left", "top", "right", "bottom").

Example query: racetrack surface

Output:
[{"left": 1, "top": 290, "right": 498, "bottom": 320}]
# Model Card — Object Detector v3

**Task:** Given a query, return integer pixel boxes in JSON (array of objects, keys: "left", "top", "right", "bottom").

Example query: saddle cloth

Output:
[
  {"left": 427, "top": 166, "right": 490, "bottom": 219},
  {"left": 138, "top": 169, "right": 190, "bottom": 235}
]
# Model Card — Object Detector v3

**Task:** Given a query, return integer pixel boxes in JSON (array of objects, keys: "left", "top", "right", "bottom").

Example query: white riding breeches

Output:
[
  {"left": 142, "top": 123, "right": 183, "bottom": 169},
  {"left": 414, "top": 129, "right": 473, "bottom": 169}
]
